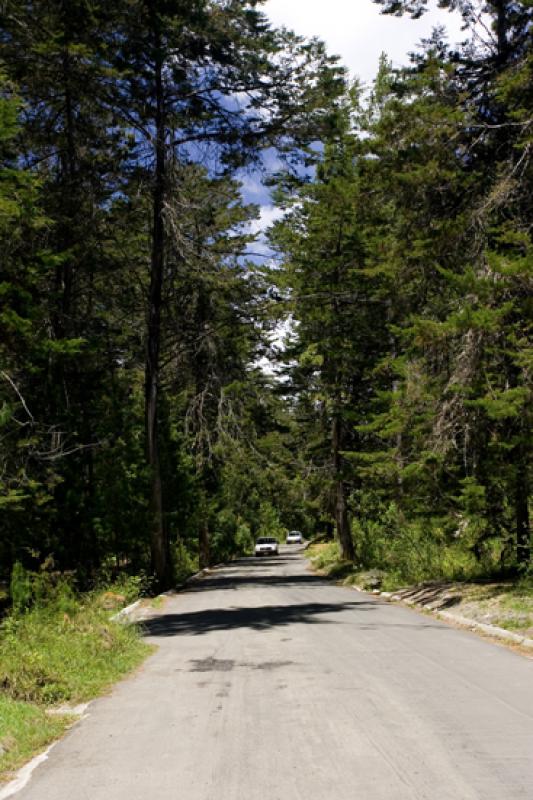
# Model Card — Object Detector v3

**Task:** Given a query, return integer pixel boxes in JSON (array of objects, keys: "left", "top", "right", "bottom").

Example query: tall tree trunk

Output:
[
  {"left": 145, "top": 13, "right": 170, "bottom": 589},
  {"left": 199, "top": 516, "right": 210, "bottom": 570},
  {"left": 515, "top": 433, "right": 530, "bottom": 567},
  {"left": 192, "top": 280, "right": 215, "bottom": 568},
  {"left": 494, "top": 0, "right": 510, "bottom": 67},
  {"left": 332, "top": 414, "right": 354, "bottom": 561}
]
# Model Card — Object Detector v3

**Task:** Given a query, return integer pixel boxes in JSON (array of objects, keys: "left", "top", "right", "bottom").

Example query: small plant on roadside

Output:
[{"left": 9, "top": 562, "right": 31, "bottom": 614}]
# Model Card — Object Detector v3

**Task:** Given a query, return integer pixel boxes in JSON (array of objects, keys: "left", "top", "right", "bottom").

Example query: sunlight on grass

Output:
[
  {"left": 0, "top": 697, "right": 70, "bottom": 782},
  {"left": 0, "top": 587, "right": 153, "bottom": 782}
]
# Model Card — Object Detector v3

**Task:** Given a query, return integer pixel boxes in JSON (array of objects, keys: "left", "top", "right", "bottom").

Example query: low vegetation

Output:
[
  {"left": 458, "top": 578, "right": 533, "bottom": 637},
  {"left": 0, "top": 568, "right": 151, "bottom": 782},
  {"left": 0, "top": 698, "right": 71, "bottom": 778}
]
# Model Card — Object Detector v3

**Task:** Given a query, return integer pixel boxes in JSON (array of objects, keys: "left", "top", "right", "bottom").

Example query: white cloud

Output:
[
  {"left": 244, "top": 205, "right": 284, "bottom": 260},
  {"left": 249, "top": 205, "right": 284, "bottom": 235},
  {"left": 263, "top": 0, "right": 466, "bottom": 84}
]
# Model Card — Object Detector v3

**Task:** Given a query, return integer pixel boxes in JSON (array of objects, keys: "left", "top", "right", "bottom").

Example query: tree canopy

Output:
[{"left": 1, "top": 0, "right": 530, "bottom": 590}]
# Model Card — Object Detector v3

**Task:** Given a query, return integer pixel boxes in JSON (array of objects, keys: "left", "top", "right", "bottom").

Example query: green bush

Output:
[
  {"left": 309, "top": 542, "right": 340, "bottom": 571},
  {"left": 351, "top": 496, "right": 485, "bottom": 586},
  {"left": 235, "top": 521, "right": 254, "bottom": 555},
  {"left": 174, "top": 540, "right": 198, "bottom": 584},
  {"left": 256, "top": 501, "right": 285, "bottom": 542}
]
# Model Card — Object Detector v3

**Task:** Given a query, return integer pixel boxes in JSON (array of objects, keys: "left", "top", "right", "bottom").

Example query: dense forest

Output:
[{"left": 1, "top": 0, "right": 531, "bottom": 593}]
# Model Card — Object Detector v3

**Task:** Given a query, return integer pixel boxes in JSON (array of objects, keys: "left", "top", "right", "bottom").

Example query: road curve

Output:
[{"left": 13, "top": 548, "right": 533, "bottom": 799}]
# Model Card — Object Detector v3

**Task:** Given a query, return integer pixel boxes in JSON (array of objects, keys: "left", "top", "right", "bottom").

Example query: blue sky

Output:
[
  {"left": 251, "top": 1, "right": 467, "bottom": 365},
  {"left": 245, "top": 1, "right": 466, "bottom": 246}
]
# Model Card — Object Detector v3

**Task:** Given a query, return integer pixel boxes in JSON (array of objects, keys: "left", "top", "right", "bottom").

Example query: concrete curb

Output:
[
  {"left": 111, "top": 599, "right": 142, "bottom": 622},
  {"left": 370, "top": 588, "right": 533, "bottom": 650},
  {"left": 0, "top": 705, "right": 90, "bottom": 800},
  {"left": 436, "top": 610, "right": 533, "bottom": 649}
]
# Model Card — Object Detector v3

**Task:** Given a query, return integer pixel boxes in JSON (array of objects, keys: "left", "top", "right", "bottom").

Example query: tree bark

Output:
[
  {"left": 145, "top": 11, "right": 170, "bottom": 589},
  {"left": 199, "top": 517, "right": 210, "bottom": 570},
  {"left": 515, "top": 434, "right": 530, "bottom": 567},
  {"left": 332, "top": 414, "right": 355, "bottom": 561}
]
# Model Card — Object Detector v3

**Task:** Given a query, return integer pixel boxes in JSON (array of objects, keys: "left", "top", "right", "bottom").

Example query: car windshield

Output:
[{"left": 256, "top": 538, "right": 276, "bottom": 544}]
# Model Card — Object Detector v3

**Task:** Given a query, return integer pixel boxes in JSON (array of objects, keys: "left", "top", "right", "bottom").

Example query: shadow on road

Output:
[
  {"left": 143, "top": 599, "right": 374, "bottom": 637},
  {"left": 189, "top": 572, "right": 328, "bottom": 591},
  {"left": 186, "top": 553, "right": 327, "bottom": 592}
]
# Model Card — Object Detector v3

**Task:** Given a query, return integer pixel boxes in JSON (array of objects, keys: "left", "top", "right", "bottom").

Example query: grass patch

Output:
[
  {"left": 0, "top": 697, "right": 71, "bottom": 780},
  {"left": 457, "top": 578, "right": 533, "bottom": 635},
  {"left": 0, "top": 584, "right": 153, "bottom": 782},
  {"left": 0, "top": 596, "right": 152, "bottom": 705},
  {"left": 492, "top": 616, "right": 530, "bottom": 632},
  {"left": 307, "top": 541, "right": 341, "bottom": 572}
]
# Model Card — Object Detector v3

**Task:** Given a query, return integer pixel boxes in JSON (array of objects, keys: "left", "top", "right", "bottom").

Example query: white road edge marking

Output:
[
  {"left": 0, "top": 703, "right": 90, "bottom": 800},
  {"left": 0, "top": 745, "right": 56, "bottom": 800}
]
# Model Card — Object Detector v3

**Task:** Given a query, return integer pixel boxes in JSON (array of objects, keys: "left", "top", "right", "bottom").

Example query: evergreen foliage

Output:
[
  {"left": 271, "top": 5, "right": 531, "bottom": 577},
  {"left": 0, "top": 1, "right": 343, "bottom": 589},
  {"left": 0, "top": 1, "right": 530, "bottom": 592}
]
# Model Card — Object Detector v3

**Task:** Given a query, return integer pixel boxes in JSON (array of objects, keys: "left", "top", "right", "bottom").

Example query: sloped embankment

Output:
[{"left": 0, "top": 590, "right": 152, "bottom": 782}]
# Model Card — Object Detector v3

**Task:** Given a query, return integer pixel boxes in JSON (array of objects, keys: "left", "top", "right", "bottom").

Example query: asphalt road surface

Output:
[{"left": 13, "top": 548, "right": 533, "bottom": 799}]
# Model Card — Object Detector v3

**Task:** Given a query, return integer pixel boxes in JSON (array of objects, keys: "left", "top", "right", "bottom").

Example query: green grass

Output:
[
  {"left": 0, "top": 587, "right": 153, "bottom": 782},
  {"left": 307, "top": 541, "right": 341, "bottom": 571},
  {"left": 492, "top": 616, "right": 530, "bottom": 632},
  {"left": 0, "top": 597, "right": 152, "bottom": 705},
  {"left": 0, "top": 697, "right": 71, "bottom": 780}
]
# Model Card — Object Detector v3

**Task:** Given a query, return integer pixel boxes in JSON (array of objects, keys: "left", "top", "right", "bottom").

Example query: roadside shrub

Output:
[
  {"left": 98, "top": 572, "right": 152, "bottom": 604},
  {"left": 174, "top": 540, "right": 198, "bottom": 584},
  {"left": 9, "top": 562, "right": 31, "bottom": 613},
  {"left": 234, "top": 522, "right": 254, "bottom": 555},
  {"left": 309, "top": 541, "right": 340, "bottom": 571},
  {"left": 351, "top": 496, "right": 484, "bottom": 586}
]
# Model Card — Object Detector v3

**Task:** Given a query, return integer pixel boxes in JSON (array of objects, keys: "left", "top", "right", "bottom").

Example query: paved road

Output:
[{"left": 13, "top": 549, "right": 533, "bottom": 799}]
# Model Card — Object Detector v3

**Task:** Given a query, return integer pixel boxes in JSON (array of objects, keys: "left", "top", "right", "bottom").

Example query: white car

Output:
[
  {"left": 286, "top": 530, "right": 303, "bottom": 545},
  {"left": 254, "top": 537, "right": 279, "bottom": 557}
]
